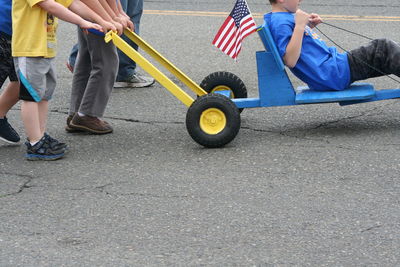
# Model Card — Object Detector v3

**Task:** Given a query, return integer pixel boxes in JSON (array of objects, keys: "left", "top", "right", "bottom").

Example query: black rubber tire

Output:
[
  {"left": 201, "top": 70, "right": 247, "bottom": 96},
  {"left": 186, "top": 93, "right": 241, "bottom": 148},
  {"left": 200, "top": 71, "right": 247, "bottom": 113}
]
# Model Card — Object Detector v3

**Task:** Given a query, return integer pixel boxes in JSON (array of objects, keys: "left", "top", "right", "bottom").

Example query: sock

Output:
[
  {"left": 78, "top": 112, "right": 85, "bottom": 117},
  {"left": 29, "top": 135, "right": 44, "bottom": 146},
  {"left": 30, "top": 140, "right": 39, "bottom": 146}
]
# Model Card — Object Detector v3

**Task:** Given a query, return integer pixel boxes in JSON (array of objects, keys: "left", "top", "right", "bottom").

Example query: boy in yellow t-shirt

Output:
[{"left": 11, "top": 0, "right": 110, "bottom": 160}]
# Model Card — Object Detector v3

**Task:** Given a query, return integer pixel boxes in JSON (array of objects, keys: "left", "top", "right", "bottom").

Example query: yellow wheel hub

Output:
[
  {"left": 200, "top": 108, "right": 227, "bottom": 135},
  {"left": 211, "top": 85, "right": 234, "bottom": 98}
]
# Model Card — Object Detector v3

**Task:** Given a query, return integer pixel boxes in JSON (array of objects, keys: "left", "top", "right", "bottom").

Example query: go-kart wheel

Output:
[
  {"left": 200, "top": 71, "right": 247, "bottom": 113},
  {"left": 186, "top": 93, "right": 241, "bottom": 148}
]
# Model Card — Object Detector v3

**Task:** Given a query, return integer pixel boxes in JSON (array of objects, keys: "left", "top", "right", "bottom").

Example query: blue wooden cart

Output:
[{"left": 104, "top": 25, "right": 400, "bottom": 148}]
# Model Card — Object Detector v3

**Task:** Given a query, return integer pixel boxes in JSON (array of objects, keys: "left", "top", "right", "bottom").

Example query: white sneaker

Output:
[{"left": 114, "top": 74, "right": 155, "bottom": 88}]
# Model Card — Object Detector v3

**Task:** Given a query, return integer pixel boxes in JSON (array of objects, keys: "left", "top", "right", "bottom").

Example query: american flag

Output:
[{"left": 212, "top": 0, "right": 257, "bottom": 60}]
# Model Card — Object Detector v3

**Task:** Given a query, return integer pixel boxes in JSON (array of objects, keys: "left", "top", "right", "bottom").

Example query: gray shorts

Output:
[{"left": 13, "top": 57, "right": 56, "bottom": 102}]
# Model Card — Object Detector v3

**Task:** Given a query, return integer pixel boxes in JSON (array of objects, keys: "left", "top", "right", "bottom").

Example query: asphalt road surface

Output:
[{"left": 1, "top": 0, "right": 400, "bottom": 265}]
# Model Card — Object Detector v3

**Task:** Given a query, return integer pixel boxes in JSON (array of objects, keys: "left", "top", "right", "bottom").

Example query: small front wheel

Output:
[
  {"left": 200, "top": 71, "right": 247, "bottom": 113},
  {"left": 186, "top": 93, "right": 241, "bottom": 148}
]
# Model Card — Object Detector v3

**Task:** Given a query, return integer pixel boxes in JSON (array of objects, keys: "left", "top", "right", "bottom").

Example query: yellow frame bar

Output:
[
  {"left": 105, "top": 30, "right": 208, "bottom": 107},
  {"left": 123, "top": 29, "right": 207, "bottom": 96}
]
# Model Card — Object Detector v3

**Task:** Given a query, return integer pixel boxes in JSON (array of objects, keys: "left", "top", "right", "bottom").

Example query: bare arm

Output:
[
  {"left": 77, "top": 0, "right": 123, "bottom": 34},
  {"left": 283, "top": 9, "right": 310, "bottom": 68},
  {"left": 98, "top": 0, "right": 117, "bottom": 19},
  {"left": 69, "top": 0, "right": 117, "bottom": 32},
  {"left": 37, "top": 0, "right": 102, "bottom": 31},
  {"left": 69, "top": 0, "right": 105, "bottom": 23},
  {"left": 74, "top": 0, "right": 113, "bottom": 21},
  {"left": 97, "top": 0, "right": 126, "bottom": 33},
  {"left": 108, "top": 0, "right": 134, "bottom": 30},
  {"left": 116, "top": 0, "right": 124, "bottom": 15},
  {"left": 105, "top": 0, "right": 119, "bottom": 15},
  {"left": 116, "top": 0, "right": 130, "bottom": 20},
  {"left": 308, "top": 13, "right": 323, "bottom": 28}
]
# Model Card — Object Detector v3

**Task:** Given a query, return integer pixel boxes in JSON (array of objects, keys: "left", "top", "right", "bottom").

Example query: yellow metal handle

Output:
[
  {"left": 104, "top": 29, "right": 208, "bottom": 107},
  {"left": 106, "top": 31, "right": 195, "bottom": 107},
  {"left": 123, "top": 29, "right": 207, "bottom": 97}
]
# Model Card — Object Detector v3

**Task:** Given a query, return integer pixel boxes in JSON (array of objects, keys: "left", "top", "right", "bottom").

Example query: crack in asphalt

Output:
[
  {"left": 51, "top": 104, "right": 385, "bottom": 132},
  {"left": 49, "top": 109, "right": 184, "bottom": 125},
  {"left": 106, "top": 116, "right": 184, "bottom": 125},
  {"left": 63, "top": 183, "right": 115, "bottom": 193},
  {"left": 0, "top": 172, "right": 35, "bottom": 198},
  {"left": 307, "top": 106, "right": 384, "bottom": 130},
  {"left": 61, "top": 182, "right": 197, "bottom": 199},
  {"left": 242, "top": 105, "right": 390, "bottom": 144},
  {"left": 103, "top": 191, "right": 194, "bottom": 199},
  {"left": 361, "top": 224, "right": 382, "bottom": 233},
  {"left": 48, "top": 104, "right": 395, "bottom": 151}
]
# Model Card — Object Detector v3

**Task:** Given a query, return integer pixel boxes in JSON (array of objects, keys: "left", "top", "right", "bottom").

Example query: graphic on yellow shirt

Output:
[
  {"left": 12, "top": 0, "right": 73, "bottom": 58},
  {"left": 47, "top": 14, "right": 56, "bottom": 50}
]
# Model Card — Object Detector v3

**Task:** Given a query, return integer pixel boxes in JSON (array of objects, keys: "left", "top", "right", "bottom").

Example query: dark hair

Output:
[{"left": 269, "top": 0, "right": 277, "bottom": 3}]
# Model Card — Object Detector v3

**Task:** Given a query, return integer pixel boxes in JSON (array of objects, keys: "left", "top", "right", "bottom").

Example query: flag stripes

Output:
[{"left": 212, "top": 0, "right": 257, "bottom": 60}]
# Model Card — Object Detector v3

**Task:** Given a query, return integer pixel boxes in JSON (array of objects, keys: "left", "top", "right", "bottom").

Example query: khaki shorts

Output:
[{"left": 13, "top": 57, "right": 56, "bottom": 102}]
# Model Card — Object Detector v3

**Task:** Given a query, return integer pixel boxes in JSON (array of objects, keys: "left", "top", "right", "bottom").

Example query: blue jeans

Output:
[
  {"left": 68, "top": 0, "right": 144, "bottom": 81},
  {"left": 117, "top": 0, "right": 143, "bottom": 81}
]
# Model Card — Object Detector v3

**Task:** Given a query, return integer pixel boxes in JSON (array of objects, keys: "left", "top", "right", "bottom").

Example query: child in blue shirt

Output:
[
  {"left": 266, "top": 0, "right": 400, "bottom": 91},
  {"left": 0, "top": 0, "right": 20, "bottom": 144}
]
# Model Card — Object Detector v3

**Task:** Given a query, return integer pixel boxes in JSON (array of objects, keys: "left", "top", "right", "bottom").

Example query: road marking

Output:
[{"left": 144, "top": 10, "right": 400, "bottom": 22}]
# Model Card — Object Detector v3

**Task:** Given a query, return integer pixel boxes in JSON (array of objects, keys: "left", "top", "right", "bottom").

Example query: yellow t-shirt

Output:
[{"left": 12, "top": 0, "right": 73, "bottom": 58}]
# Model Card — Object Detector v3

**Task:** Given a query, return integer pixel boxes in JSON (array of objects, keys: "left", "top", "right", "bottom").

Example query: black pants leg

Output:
[{"left": 347, "top": 38, "right": 400, "bottom": 83}]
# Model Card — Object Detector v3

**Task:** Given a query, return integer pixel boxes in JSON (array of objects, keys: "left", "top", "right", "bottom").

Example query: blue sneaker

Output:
[
  {"left": 0, "top": 117, "right": 20, "bottom": 144},
  {"left": 25, "top": 135, "right": 65, "bottom": 161},
  {"left": 44, "top": 132, "right": 68, "bottom": 151}
]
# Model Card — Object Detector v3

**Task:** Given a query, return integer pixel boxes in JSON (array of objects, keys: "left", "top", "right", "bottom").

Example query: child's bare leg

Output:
[
  {"left": 38, "top": 100, "right": 48, "bottom": 135},
  {"left": 21, "top": 101, "right": 42, "bottom": 143},
  {"left": 0, "top": 81, "right": 19, "bottom": 118}
]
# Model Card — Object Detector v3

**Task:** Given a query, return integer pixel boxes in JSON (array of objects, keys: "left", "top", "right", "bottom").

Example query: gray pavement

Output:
[{"left": 1, "top": 0, "right": 400, "bottom": 266}]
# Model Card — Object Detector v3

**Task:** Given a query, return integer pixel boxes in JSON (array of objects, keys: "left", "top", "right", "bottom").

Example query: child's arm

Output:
[
  {"left": 105, "top": 0, "right": 134, "bottom": 31},
  {"left": 116, "top": 0, "right": 130, "bottom": 22},
  {"left": 97, "top": 0, "right": 118, "bottom": 22},
  {"left": 77, "top": 0, "right": 123, "bottom": 35},
  {"left": 283, "top": 9, "right": 310, "bottom": 68},
  {"left": 98, "top": 0, "right": 116, "bottom": 18},
  {"left": 308, "top": 13, "right": 322, "bottom": 28},
  {"left": 37, "top": 0, "right": 102, "bottom": 31},
  {"left": 116, "top": 0, "right": 127, "bottom": 18},
  {"left": 69, "top": 0, "right": 117, "bottom": 33}
]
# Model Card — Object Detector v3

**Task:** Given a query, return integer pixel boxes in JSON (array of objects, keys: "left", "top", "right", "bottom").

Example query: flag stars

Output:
[
  {"left": 212, "top": 0, "right": 256, "bottom": 60},
  {"left": 231, "top": 0, "right": 251, "bottom": 27}
]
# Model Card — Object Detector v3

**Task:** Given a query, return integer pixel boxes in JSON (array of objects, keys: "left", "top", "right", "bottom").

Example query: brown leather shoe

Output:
[
  {"left": 69, "top": 114, "right": 113, "bottom": 134},
  {"left": 65, "top": 113, "right": 83, "bottom": 133}
]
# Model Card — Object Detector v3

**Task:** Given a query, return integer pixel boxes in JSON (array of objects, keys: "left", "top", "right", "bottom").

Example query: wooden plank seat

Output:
[{"left": 295, "top": 83, "right": 376, "bottom": 104}]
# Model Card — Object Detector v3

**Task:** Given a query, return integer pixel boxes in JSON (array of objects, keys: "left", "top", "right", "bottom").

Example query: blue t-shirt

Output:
[
  {"left": 0, "top": 0, "right": 12, "bottom": 35},
  {"left": 264, "top": 12, "right": 351, "bottom": 91}
]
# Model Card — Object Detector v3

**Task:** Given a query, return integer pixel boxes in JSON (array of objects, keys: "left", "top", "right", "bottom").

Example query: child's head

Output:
[{"left": 269, "top": 0, "right": 302, "bottom": 13}]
